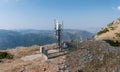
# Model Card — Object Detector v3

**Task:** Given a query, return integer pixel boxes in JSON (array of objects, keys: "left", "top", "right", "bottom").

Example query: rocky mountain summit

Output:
[
  {"left": 0, "top": 18, "right": 120, "bottom": 72},
  {"left": 0, "top": 40, "right": 120, "bottom": 72}
]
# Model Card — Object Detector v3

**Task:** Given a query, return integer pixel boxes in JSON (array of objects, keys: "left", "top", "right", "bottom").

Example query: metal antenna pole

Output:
[
  {"left": 54, "top": 20, "right": 63, "bottom": 50},
  {"left": 58, "top": 27, "right": 61, "bottom": 49},
  {"left": 80, "top": 35, "right": 83, "bottom": 42}
]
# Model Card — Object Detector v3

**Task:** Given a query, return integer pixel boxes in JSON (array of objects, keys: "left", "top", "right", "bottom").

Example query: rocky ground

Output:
[
  {"left": 0, "top": 40, "right": 120, "bottom": 72},
  {"left": 66, "top": 40, "right": 120, "bottom": 72}
]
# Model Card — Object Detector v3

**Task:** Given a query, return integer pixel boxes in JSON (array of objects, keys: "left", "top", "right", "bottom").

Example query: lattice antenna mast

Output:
[{"left": 54, "top": 20, "right": 63, "bottom": 49}]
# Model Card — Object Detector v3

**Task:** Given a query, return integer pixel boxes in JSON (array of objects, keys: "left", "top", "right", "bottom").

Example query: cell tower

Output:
[{"left": 54, "top": 20, "right": 63, "bottom": 49}]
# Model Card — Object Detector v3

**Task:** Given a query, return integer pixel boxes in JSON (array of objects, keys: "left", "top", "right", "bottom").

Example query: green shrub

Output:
[
  {"left": 6, "top": 54, "right": 13, "bottom": 59},
  {"left": 0, "top": 52, "right": 13, "bottom": 59},
  {"left": 97, "top": 28, "right": 109, "bottom": 35},
  {"left": 115, "top": 33, "right": 120, "bottom": 37},
  {"left": 68, "top": 40, "right": 77, "bottom": 49},
  {"left": 104, "top": 39, "right": 120, "bottom": 47},
  {"left": 109, "top": 27, "right": 115, "bottom": 30},
  {"left": 0, "top": 52, "right": 7, "bottom": 59}
]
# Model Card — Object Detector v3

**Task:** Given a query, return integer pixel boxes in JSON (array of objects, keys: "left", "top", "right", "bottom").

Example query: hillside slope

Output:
[{"left": 94, "top": 18, "right": 120, "bottom": 42}]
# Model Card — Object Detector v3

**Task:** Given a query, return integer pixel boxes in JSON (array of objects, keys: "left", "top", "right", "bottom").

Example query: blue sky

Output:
[{"left": 0, "top": 0, "right": 120, "bottom": 32}]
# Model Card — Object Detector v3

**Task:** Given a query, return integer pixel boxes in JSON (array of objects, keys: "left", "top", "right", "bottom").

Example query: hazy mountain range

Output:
[{"left": 0, "top": 29, "right": 93, "bottom": 50}]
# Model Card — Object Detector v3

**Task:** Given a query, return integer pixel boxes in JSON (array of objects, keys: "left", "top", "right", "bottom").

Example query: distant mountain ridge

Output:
[{"left": 0, "top": 29, "right": 93, "bottom": 50}]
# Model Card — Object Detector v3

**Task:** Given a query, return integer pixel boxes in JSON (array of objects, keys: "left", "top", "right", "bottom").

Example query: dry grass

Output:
[
  {"left": 94, "top": 18, "right": 120, "bottom": 44},
  {"left": 0, "top": 43, "right": 66, "bottom": 72},
  {"left": 6, "top": 45, "right": 40, "bottom": 58}
]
